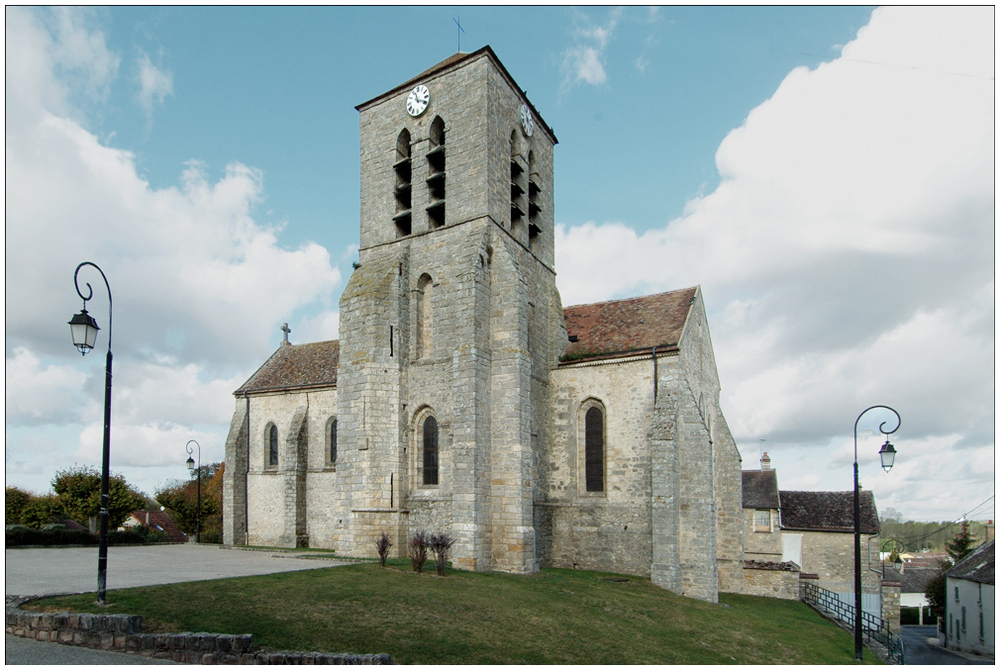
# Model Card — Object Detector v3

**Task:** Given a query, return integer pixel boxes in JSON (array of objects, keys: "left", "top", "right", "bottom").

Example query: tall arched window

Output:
[
  {"left": 422, "top": 415, "right": 439, "bottom": 486},
  {"left": 416, "top": 273, "right": 433, "bottom": 358},
  {"left": 267, "top": 424, "right": 279, "bottom": 468},
  {"left": 328, "top": 418, "right": 338, "bottom": 465},
  {"left": 510, "top": 129, "right": 525, "bottom": 233},
  {"left": 584, "top": 406, "right": 604, "bottom": 492},
  {"left": 427, "top": 117, "right": 446, "bottom": 228}
]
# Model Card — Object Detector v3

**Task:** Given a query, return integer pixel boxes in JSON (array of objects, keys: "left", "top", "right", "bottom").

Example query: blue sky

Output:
[{"left": 5, "top": 6, "right": 994, "bottom": 525}]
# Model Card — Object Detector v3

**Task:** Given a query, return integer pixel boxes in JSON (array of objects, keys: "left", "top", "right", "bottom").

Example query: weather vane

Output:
[{"left": 454, "top": 16, "right": 465, "bottom": 53}]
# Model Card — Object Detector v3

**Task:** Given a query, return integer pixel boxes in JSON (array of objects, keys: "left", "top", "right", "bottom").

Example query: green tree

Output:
[
  {"left": 156, "top": 462, "right": 223, "bottom": 537},
  {"left": 52, "top": 465, "right": 146, "bottom": 533},
  {"left": 6, "top": 486, "right": 32, "bottom": 525},
  {"left": 19, "top": 494, "right": 65, "bottom": 529},
  {"left": 946, "top": 521, "right": 977, "bottom": 562}
]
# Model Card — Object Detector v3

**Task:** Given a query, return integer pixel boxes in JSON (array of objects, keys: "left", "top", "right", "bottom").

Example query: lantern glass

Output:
[
  {"left": 68, "top": 309, "right": 100, "bottom": 355},
  {"left": 186, "top": 456, "right": 195, "bottom": 471},
  {"left": 879, "top": 440, "right": 896, "bottom": 472}
]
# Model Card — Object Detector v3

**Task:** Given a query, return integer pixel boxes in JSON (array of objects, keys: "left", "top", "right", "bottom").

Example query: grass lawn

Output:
[{"left": 27, "top": 562, "right": 882, "bottom": 664}]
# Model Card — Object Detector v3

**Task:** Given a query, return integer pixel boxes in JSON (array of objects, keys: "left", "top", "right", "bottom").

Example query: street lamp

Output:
[
  {"left": 853, "top": 405, "right": 901, "bottom": 661},
  {"left": 68, "top": 262, "right": 114, "bottom": 605},
  {"left": 185, "top": 439, "right": 201, "bottom": 544}
]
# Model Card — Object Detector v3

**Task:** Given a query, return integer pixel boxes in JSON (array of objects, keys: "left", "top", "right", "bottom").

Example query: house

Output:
[
  {"left": 222, "top": 46, "right": 744, "bottom": 602},
  {"left": 942, "top": 540, "right": 994, "bottom": 658},
  {"left": 123, "top": 510, "right": 186, "bottom": 543},
  {"left": 898, "top": 564, "right": 944, "bottom": 625},
  {"left": 741, "top": 454, "right": 883, "bottom": 615}
]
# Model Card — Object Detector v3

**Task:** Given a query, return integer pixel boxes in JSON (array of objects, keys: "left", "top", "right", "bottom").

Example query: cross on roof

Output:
[{"left": 281, "top": 322, "right": 291, "bottom": 345}]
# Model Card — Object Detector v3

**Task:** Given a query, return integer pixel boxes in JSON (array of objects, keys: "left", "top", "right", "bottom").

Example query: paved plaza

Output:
[{"left": 5, "top": 543, "right": 349, "bottom": 597}]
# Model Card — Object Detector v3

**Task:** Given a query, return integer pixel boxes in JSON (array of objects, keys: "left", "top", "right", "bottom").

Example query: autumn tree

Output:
[
  {"left": 156, "top": 462, "right": 224, "bottom": 538},
  {"left": 52, "top": 465, "right": 146, "bottom": 533}
]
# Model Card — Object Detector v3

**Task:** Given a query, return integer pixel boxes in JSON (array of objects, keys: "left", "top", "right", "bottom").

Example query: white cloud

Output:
[
  {"left": 135, "top": 49, "right": 173, "bottom": 118},
  {"left": 560, "top": 8, "right": 623, "bottom": 90},
  {"left": 4, "top": 7, "right": 341, "bottom": 494},
  {"left": 555, "top": 6, "right": 994, "bottom": 521}
]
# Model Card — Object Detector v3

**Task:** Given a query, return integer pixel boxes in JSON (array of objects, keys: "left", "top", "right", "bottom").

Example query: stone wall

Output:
[
  {"left": 742, "top": 561, "right": 800, "bottom": 600},
  {"left": 743, "top": 507, "right": 782, "bottom": 561},
  {"left": 788, "top": 530, "right": 881, "bottom": 595},
  {"left": 5, "top": 604, "right": 390, "bottom": 665},
  {"left": 881, "top": 580, "right": 900, "bottom": 633}
]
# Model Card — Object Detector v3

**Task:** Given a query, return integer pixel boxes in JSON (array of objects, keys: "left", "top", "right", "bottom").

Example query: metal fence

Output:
[{"left": 802, "top": 582, "right": 904, "bottom": 664}]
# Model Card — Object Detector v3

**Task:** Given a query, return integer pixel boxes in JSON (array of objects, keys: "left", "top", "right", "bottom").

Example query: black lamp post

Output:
[
  {"left": 68, "top": 262, "right": 113, "bottom": 605},
  {"left": 185, "top": 439, "right": 201, "bottom": 544},
  {"left": 852, "top": 405, "right": 900, "bottom": 661}
]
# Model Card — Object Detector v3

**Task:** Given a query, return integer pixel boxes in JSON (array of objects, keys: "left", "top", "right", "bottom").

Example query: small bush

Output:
[
  {"left": 376, "top": 531, "right": 393, "bottom": 567},
  {"left": 428, "top": 533, "right": 456, "bottom": 576},
  {"left": 409, "top": 531, "right": 428, "bottom": 573}
]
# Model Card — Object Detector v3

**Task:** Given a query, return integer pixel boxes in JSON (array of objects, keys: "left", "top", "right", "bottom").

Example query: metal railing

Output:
[{"left": 802, "top": 582, "right": 904, "bottom": 664}]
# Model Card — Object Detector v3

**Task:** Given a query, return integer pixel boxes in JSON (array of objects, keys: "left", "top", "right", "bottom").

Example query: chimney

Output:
[
  {"left": 761, "top": 452, "right": 771, "bottom": 471},
  {"left": 986, "top": 520, "right": 995, "bottom": 544}
]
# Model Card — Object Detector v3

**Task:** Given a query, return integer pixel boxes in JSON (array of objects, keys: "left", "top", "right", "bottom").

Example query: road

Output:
[
  {"left": 899, "top": 625, "right": 993, "bottom": 665},
  {"left": 6, "top": 543, "right": 353, "bottom": 665}
]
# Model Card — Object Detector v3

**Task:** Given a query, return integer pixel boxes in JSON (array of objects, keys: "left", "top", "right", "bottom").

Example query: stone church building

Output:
[{"left": 223, "top": 46, "right": 744, "bottom": 602}]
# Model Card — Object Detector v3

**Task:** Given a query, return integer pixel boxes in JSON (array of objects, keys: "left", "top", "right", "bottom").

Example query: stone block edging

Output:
[{"left": 6, "top": 599, "right": 391, "bottom": 664}]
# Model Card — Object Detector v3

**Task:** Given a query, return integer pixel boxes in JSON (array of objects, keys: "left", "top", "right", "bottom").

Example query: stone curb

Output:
[{"left": 6, "top": 598, "right": 391, "bottom": 665}]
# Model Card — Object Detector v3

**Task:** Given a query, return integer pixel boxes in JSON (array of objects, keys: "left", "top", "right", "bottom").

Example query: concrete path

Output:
[{"left": 5, "top": 543, "right": 349, "bottom": 597}]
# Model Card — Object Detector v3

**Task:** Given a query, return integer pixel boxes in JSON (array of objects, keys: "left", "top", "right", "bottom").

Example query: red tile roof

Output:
[
  {"left": 561, "top": 287, "right": 697, "bottom": 364},
  {"left": 235, "top": 340, "right": 340, "bottom": 395}
]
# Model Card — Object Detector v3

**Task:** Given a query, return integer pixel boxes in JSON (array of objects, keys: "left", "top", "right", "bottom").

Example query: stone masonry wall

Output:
[
  {"left": 742, "top": 562, "right": 800, "bottom": 600},
  {"left": 6, "top": 603, "right": 390, "bottom": 664},
  {"left": 789, "top": 529, "right": 882, "bottom": 595},
  {"left": 223, "top": 400, "right": 248, "bottom": 546}
]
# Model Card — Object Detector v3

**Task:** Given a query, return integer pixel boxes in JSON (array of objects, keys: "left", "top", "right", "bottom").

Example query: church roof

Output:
[
  {"left": 779, "top": 490, "right": 880, "bottom": 534},
  {"left": 235, "top": 340, "right": 340, "bottom": 395},
  {"left": 743, "top": 470, "right": 780, "bottom": 509},
  {"left": 355, "top": 45, "right": 557, "bottom": 144},
  {"left": 560, "top": 287, "right": 698, "bottom": 364}
]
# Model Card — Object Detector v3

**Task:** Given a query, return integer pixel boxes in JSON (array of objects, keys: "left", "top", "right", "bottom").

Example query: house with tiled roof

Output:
[
  {"left": 943, "top": 540, "right": 994, "bottom": 658},
  {"left": 223, "top": 47, "right": 743, "bottom": 603}
]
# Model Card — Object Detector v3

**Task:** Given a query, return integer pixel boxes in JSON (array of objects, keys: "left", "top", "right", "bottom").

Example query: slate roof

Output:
[
  {"left": 743, "top": 470, "right": 780, "bottom": 509},
  {"left": 235, "top": 340, "right": 340, "bottom": 395},
  {"left": 561, "top": 287, "right": 698, "bottom": 364},
  {"left": 779, "top": 490, "right": 880, "bottom": 534},
  {"left": 946, "top": 540, "right": 994, "bottom": 585},
  {"left": 899, "top": 566, "right": 944, "bottom": 594}
]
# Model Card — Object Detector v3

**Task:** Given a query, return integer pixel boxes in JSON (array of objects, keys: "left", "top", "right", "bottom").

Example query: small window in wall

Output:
[
  {"left": 393, "top": 129, "right": 412, "bottom": 237},
  {"left": 327, "top": 418, "right": 338, "bottom": 466},
  {"left": 422, "top": 415, "right": 439, "bottom": 486},
  {"left": 955, "top": 586, "right": 960, "bottom": 601},
  {"left": 962, "top": 606, "right": 966, "bottom": 633},
  {"left": 416, "top": 273, "right": 433, "bottom": 359},
  {"left": 754, "top": 509, "right": 771, "bottom": 532},
  {"left": 426, "top": 116, "right": 446, "bottom": 229},
  {"left": 584, "top": 405, "right": 605, "bottom": 493},
  {"left": 267, "top": 424, "right": 279, "bottom": 468}
]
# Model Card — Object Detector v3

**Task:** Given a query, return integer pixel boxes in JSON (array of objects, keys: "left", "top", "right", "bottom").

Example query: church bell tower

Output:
[{"left": 332, "top": 47, "right": 564, "bottom": 573}]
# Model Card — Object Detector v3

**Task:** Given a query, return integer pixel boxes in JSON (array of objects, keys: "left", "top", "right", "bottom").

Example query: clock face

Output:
[
  {"left": 406, "top": 85, "right": 430, "bottom": 117},
  {"left": 520, "top": 104, "right": 534, "bottom": 137}
]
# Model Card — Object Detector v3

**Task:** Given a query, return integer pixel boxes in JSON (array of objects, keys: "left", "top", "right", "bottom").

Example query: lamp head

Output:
[
  {"left": 186, "top": 456, "right": 195, "bottom": 471},
  {"left": 879, "top": 439, "right": 897, "bottom": 472},
  {"left": 68, "top": 308, "right": 100, "bottom": 356}
]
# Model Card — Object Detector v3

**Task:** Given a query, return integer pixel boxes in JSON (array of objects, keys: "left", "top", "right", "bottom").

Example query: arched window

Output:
[
  {"left": 267, "top": 423, "right": 279, "bottom": 468},
  {"left": 510, "top": 129, "right": 525, "bottom": 233},
  {"left": 427, "top": 117, "right": 446, "bottom": 229},
  {"left": 422, "top": 415, "right": 439, "bottom": 486},
  {"left": 528, "top": 150, "right": 541, "bottom": 248},
  {"left": 416, "top": 273, "right": 433, "bottom": 359},
  {"left": 584, "top": 406, "right": 604, "bottom": 492},
  {"left": 393, "top": 129, "right": 412, "bottom": 237},
  {"left": 328, "top": 418, "right": 338, "bottom": 465}
]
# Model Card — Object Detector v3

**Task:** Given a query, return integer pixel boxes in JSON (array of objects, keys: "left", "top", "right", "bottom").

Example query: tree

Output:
[
  {"left": 52, "top": 465, "right": 146, "bottom": 533},
  {"left": 924, "top": 558, "right": 953, "bottom": 619},
  {"left": 6, "top": 486, "right": 32, "bottom": 525},
  {"left": 19, "top": 494, "right": 66, "bottom": 529},
  {"left": 155, "top": 462, "right": 223, "bottom": 537},
  {"left": 946, "top": 521, "right": 977, "bottom": 562}
]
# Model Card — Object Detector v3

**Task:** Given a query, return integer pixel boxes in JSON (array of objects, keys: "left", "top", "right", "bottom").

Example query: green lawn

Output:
[{"left": 27, "top": 563, "right": 882, "bottom": 664}]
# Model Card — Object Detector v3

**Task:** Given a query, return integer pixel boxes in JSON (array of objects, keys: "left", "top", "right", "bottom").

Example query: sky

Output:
[{"left": 5, "top": 6, "right": 994, "bottom": 525}]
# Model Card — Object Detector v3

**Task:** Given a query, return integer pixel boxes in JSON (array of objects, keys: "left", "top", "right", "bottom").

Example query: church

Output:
[{"left": 223, "top": 46, "right": 744, "bottom": 603}]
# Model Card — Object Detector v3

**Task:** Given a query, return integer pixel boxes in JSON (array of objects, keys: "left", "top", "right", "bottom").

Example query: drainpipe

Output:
[
  {"left": 243, "top": 389, "right": 250, "bottom": 546},
  {"left": 652, "top": 347, "right": 658, "bottom": 403}
]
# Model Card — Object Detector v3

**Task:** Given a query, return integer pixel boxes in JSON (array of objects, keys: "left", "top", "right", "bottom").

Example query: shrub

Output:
[
  {"left": 376, "top": 531, "right": 393, "bottom": 567},
  {"left": 428, "top": 533, "right": 456, "bottom": 576},
  {"left": 409, "top": 531, "right": 428, "bottom": 573}
]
